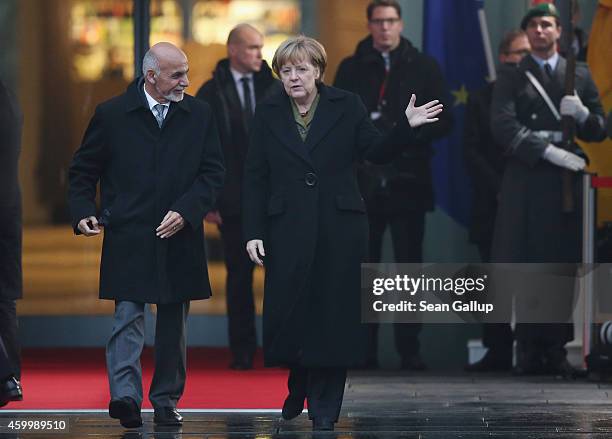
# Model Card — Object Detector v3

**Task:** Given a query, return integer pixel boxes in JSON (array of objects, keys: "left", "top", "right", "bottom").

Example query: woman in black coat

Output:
[{"left": 242, "top": 36, "right": 443, "bottom": 431}]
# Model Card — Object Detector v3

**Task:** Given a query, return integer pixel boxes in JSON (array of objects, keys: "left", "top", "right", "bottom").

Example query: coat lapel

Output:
[
  {"left": 163, "top": 97, "right": 191, "bottom": 128},
  {"left": 264, "top": 91, "right": 314, "bottom": 167},
  {"left": 521, "top": 56, "right": 553, "bottom": 114},
  {"left": 304, "top": 84, "right": 345, "bottom": 151}
]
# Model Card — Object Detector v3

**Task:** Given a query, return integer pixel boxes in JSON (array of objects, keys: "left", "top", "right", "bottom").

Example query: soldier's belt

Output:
[{"left": 532, "top": 130, "right": 563, "bottom": 143}]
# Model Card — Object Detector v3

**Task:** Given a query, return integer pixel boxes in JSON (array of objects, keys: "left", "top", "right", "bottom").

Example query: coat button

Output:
[{"left": 305, "top": 172, "right": 318, "bottom": 187}]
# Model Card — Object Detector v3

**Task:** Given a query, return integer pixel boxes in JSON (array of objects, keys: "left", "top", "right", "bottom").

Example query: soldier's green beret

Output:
[{"left": 520, "top": 3, "right": 560, "bottom": 30}]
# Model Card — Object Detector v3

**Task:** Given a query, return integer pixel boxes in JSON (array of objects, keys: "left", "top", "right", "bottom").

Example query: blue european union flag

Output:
[{"left": 424, "top": 0, "right": 489, "bottom": 226}]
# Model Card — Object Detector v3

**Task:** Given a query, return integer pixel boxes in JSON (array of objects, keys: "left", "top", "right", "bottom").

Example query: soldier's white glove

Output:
[
  {"left": 560, "top": 93, "right": 589, "bottom": 124},
  {"left": 542, "top": 144, "right": 585, "bottom": 172}
]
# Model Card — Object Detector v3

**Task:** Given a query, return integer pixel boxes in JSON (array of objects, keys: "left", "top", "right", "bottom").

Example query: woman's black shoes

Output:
[
  {"left": 312, "top": 417, "right": 335, "bottom": 431},
  {"left": 281, "top": 393, "right": 305, "bottom": 420}
]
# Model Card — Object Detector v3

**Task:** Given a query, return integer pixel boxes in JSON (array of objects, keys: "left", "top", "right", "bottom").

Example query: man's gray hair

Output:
[{"left": 142, "top": 49, "right": 160, "bottom": 76}]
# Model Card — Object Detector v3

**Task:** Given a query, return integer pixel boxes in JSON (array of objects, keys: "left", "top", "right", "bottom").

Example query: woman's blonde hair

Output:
[{"left": 272, "top": 36, "right": 327, "bottom": 82}]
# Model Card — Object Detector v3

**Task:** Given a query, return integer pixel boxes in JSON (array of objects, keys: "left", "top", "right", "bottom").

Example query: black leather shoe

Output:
[
  {"left": 400, "top": 354, "right": 427, "bottom": 371},
  {"left": 0, "top": 376, "right": 23, "bottom": 407},
  {"left": 229, "top": 352, "right": 254, "bottom": 370},
  {"left": 513, "top": 344, "right": 544, "bottom": 376},
  {"left": 109, "top": 397, "right": 142, "bottom": 428},
  {"left": 465, "top": 350, "right": 513, "bottom": 372},
  {"left": 312, "top": 417, "right": 335, "bottom": 431},
  {"left": 281, "top": 393, "right": 305, "bottom": 420},
  {"left": 546, "top": 358, "right": 577, "bottom": 380},
  {"left": 154, "top": 407, "right": 183, "bottom": 426}
]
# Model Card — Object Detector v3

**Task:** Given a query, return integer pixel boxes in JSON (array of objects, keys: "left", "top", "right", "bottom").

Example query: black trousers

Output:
[
  {"left": 476, "top": 241, "right": 513, "bottom": 354},
  {"left": 367, "top": 211, "right": 424, "bottom": 359},
  {"left": 287, "top": 367, "right": 347, "bottom": 421},
  {"left": 0, "top": 299, "right": 19, "bottom": 379},
  {"left": 219, "top": 216, "right": 256, "bottom": 359}
]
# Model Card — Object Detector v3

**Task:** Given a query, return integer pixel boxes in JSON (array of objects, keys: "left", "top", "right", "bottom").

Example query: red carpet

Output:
[{"left": 6, "top": 348, "right": 288, "bottom": 410}]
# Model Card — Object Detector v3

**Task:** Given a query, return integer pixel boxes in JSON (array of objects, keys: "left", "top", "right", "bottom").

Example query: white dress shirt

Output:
[{"left": 143, "top": 84, "right": 170, "bottom": 119}]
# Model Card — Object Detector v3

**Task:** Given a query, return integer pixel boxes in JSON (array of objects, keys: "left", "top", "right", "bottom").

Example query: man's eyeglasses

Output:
[
  {"left": 369, "top": 18, "right": 401, "bottom": 26},
  {"left": 505, "top": 49, "right": 530, "bottom": 57}
]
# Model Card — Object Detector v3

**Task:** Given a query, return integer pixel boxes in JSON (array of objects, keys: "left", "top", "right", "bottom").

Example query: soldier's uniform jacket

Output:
[{"left": 490, "top": 54, "right": 606, "bottom": 344}]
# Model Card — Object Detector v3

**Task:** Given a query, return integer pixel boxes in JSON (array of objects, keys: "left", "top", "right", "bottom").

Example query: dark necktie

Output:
[
  {"left": 241, "top": 77, "right": 253, "bottom": 122},
  {"left": 543, "top": 62, "right": 553, "bottom": 84}
]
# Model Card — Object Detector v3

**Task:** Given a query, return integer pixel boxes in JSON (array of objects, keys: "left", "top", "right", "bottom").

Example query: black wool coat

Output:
[
  {"left": 0, "top": 79, "right": 23, "bottom": 301},
  {"left": 196, "top": 59, "right": 279, "bottom": 217},
  {"left": 334, "top": 36, "right": 453, "bottom": 215},
  {"left": 242, "top": 84, "right": 418, "bottom": 367},
  {"left": 68, "top": 79, "right": 225, "bottom": 304},
  {"left": 490, "top": 56, "right": 606, "bottom": 264}
]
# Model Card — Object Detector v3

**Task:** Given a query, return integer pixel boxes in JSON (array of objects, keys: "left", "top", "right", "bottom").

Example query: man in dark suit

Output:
[
  {"left": 333, "top": 0, "right": 452, "bottom": 369},
  {"left": 68, "top": 42, "right": 224, "bottom": 428},
  {"left": 463, "top": 30, "right": 530, "bottom": 372},
  {"left": 196, "top": 24, "right": 278, "bottom": 370},
  {"left": 0, "top": 78, "right": 24, "bottom": 407},
  {"left": 491, "top": 4, "right": 606, "bottom": 376}
]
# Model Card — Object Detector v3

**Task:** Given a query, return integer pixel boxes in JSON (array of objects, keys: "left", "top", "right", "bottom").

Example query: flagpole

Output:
[{"left": 477, "top": 7, "right": 496, "bottom": 82}]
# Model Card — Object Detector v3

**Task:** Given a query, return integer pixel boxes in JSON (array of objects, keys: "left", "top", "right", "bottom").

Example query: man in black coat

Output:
[
  {"left": 463, "top": 30, "right": 531, "bottom": 372},
  {"left": 491, "top": 4, "right": 606, "bottom": 376},
  {"left": 196, "top": 24, "right": 278, "bottom": 370},
  {"left": 0, "top": 78, "right": 24, "bottom": 407},
  {"left": 68, "top": 43, "right": 224, "bottom": 428},
  {"left": 333, "top": 0, "right": 452, "bottom": 369}
]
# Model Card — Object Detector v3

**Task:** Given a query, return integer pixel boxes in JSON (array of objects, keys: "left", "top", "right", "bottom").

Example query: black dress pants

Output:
[
  {"left": 0, "top": 299, "right": 19, "bottom": 379},
  {"left": 367, "top": 211, "right": 425, "bottom": 360},
  {"left": 287, "top": 367, "right": 347, "bottom": 421},
  {"left": 219, "top": 216, "right": 256, "bottom": 359}
]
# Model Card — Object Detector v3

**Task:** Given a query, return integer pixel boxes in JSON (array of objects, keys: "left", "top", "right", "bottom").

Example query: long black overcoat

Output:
[
  {"left": 242, "top": 84, "right": 417, "bottom": 367},
  {"left": 490, "top": 56, "right": 606, "bottom": 264},
  {"left": 490, "top": 56, "right": 606, "bottom": 344},
  {"left": 68, "top": 79, "right": 225, "bottom": 304},
  {"left": 0, "top": 79, "right": 23, "bottom": 301}
]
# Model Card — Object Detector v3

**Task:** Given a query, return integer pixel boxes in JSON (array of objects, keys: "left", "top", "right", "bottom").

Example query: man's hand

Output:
[
  {"left": 560, "top": 93, "right": 589, "bottom": 124},
  {"left": 156, "top": 210, "right": 185, "bottom": 239},
  {"left": 246, "top": 239, "right": 265, "bottom": 266},
  {"left": 77, "top": 216, "right": 101, "bottom": 236},
  {"left": 205, "top": 210, "right": 223, "bottom": 225},
  {"left": 404, "top": 94, "right": 444, "bottom": 128},
  {"left": 542, "top": 144, "right": 586, "bottom": 172}
]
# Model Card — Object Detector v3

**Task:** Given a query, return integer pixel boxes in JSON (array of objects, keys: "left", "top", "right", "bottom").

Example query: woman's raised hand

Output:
[{"left": 404, "top": 94, "right": 444, "bottom": 128}]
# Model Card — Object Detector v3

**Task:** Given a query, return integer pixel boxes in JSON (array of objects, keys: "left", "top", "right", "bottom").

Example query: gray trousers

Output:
[{"left": 106, "top": 301, "right": 189, "bottom": 408}]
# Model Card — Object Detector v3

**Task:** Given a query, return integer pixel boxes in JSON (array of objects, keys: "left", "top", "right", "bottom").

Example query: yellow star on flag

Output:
[{"left": 451, "top": 84, "right": 469, "bottom": 106}]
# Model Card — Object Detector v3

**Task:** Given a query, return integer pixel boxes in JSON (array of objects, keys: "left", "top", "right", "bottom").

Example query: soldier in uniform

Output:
[
  {"left": 463, "top": 30, "right": 531, "bottom": 372},
  {"left": 490, "top": 3, "right": 606, "bottom": 376}
]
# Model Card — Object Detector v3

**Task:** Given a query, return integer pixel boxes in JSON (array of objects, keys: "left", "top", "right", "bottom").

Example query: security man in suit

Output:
[{"left": 196, "top": 24, "right": 278, "bottom": 370}]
